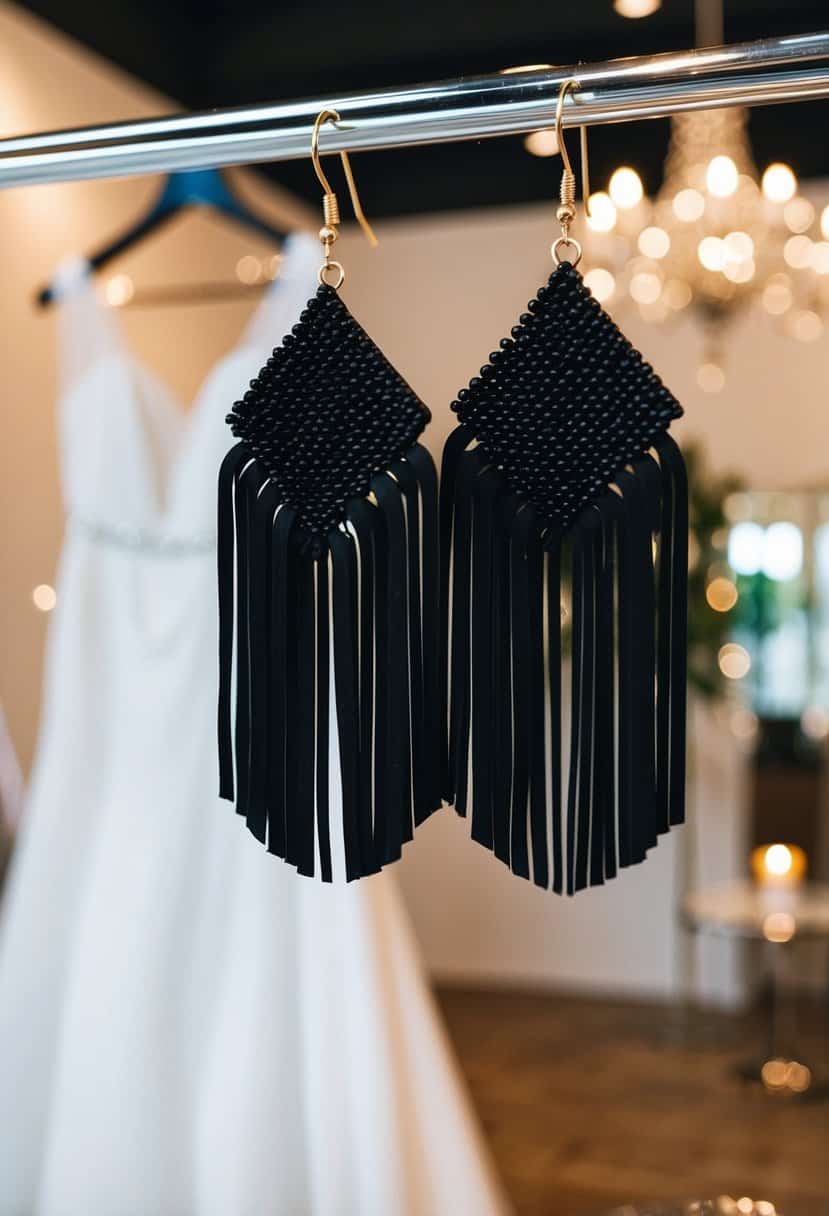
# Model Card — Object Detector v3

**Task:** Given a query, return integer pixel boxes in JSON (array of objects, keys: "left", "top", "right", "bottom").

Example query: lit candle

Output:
[
  {"left": 751, "top": 843, "right": 807, "bottom": 923},
  {"left": 751, "top": 842, "right": 807, "bottom": 890}
]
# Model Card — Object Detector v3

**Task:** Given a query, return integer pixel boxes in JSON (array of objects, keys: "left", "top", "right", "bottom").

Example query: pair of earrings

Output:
[{"left": 218, "top": 86, "right": 688, "bottom": 893}]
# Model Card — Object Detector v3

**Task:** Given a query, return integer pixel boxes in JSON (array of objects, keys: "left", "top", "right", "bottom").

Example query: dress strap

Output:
[{"left": 51, "top": 256, "right": 124, "bottom": 395}]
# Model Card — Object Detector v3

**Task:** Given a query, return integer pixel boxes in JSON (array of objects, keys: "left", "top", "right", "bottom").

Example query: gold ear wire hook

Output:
[
  {"left": 552, "top": 78, "right": 591, "bottom": 267},
  {"left": 311, "top": 109, "right": 378, "bottom": 287}
]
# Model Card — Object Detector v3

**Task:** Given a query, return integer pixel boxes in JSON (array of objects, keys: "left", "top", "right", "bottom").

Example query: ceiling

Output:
[{"left": 17, "top": 0, "right": 829, "bottom": 215}]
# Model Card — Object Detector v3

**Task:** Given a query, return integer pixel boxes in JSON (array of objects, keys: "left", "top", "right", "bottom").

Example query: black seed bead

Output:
[
  {"left": 226, "top": 286, "right": 430, "bottom": 536},
  {"left": 452, "top": 261, "right": 683, "bottom": 530}
]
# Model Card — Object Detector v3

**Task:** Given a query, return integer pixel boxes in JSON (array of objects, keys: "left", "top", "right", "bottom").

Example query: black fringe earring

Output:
[
  {"left": 440, "top": 81, "right": 688, "bottom": 894},
  {"left": 218, "top": 110, "right": 442, "bottom": 879}
]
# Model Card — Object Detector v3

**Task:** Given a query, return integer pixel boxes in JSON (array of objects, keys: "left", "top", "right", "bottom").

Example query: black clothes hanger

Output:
[{"left": 36, "top": 168, "right": 289, "bottom": 308}]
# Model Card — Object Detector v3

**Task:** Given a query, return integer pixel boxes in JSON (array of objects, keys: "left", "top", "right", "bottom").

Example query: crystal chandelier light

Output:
[
  {"left": 521, "top": 0, "right": 829, "bottom": 392},
  {"left": 585, "top": 103, "right": 829, "bottom": 392}
]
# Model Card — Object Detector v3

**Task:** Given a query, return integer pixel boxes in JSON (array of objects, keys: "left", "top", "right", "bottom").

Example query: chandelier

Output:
[
  {"left": 518, "top": 0, "right": 829, "bottom": 393},
  {"left": 576, "top": 103, "right": 829, "bottom": 394}
]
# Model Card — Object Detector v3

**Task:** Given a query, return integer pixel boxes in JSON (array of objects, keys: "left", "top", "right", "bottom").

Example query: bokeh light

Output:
[
  {"left": 718, "top": 642, "right": 751, "bottom": 679},
  {"left": 638, "top": 226, "right": 670, "bottom": 259},
  {"left": 707, "top": 155, "right": 738, "bottom": 198},
  {"left": 762, "top": 162, "right": 797, "bottom": 203},
  {"left": 672, "top": 188, "right": 705, "bottom": 222},
  {"left": 609, "top": 167, "right": 643, "bottom": 210},
  {"left": 32, "top": 584, "right": 57, "bottom": 612},
  {"left": 762, "top": 521, "right": 803, "bottom": 580},
  {"left": 629, "top": 271, "right": 661, "bottom": 304},
  {"left": 583, "top": 267, "right": 616, "bottom": 303},
  {"left": 783, "top": 197, "right": 814, "bottom": 233},
  {"left": 613, "top": 0, "right": 661, "bottom": 15},
  {"left": 585, "top": 191, "right": 617, "bottom": 232},
  {"left": 524, "top": 129, "right": 559, "bottom": 158},
  {"left": 728, "top": 520, "right": 765, "bottom": 574},
  {"left": 706, "top": 576, "right": 738, "bottom": 612}
]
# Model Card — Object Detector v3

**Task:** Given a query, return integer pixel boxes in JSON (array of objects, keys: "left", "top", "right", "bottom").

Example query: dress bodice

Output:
[{"left": 53, "top": 233, "right": 320, "bottom": 550}]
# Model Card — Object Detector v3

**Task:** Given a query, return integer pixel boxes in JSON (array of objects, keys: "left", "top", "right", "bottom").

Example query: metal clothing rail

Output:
[{"left": 1, "top": 31, "right": 829, "bottom": 188}]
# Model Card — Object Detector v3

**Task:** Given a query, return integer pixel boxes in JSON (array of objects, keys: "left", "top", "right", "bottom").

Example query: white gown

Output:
[{"left": 0, "top": 234, "right": 508, "bottom": 1216}]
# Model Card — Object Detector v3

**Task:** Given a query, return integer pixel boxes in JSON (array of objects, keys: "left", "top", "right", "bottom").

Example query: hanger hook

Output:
[
  {"left": 552, "top": 78, "right": 591, "bottom": 267},
  {"left": 311, "top": 109, "right": 378, "bottom": 287}
]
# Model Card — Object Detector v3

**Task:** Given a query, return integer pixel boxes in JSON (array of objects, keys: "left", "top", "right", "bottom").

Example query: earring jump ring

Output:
[
  {"left": 318, "top": 260, "right": 345, "bottom": 289},
  {"left": 552, "top": 236, "right": 582, "bottom": 268}
]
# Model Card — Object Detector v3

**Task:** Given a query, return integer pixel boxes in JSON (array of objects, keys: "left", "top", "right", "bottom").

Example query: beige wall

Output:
[{"left": 2, "top": 3, "right": 827, "bottom": 998}]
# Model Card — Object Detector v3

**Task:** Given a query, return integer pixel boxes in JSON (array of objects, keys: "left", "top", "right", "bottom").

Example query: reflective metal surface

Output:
[{"left": 0, "top": 32, "right": 828, "bottom": 188}]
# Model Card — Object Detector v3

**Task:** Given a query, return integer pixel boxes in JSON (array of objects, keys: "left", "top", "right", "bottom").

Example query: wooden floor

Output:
[{"left": 437, "top": 987, "right": 829, "bottom": 1216}]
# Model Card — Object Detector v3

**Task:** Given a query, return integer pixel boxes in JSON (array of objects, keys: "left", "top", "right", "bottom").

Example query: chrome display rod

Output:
[{"left": 1, "top": 31, "right": 828, "bottom": 188}]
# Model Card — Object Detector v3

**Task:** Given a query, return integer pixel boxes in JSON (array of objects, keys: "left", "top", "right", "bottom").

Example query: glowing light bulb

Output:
[
  {"left": 728, "top": 520, "right": 764, "bottom": 574},
  {"left": 613, "top": 0, "right": 661, "bottom": 15},
  {"left": 754, "top": 842, "right": 807, "bottom": 895},
  {"left": 32, "top": 584, "right": 57, "bottom": 612},
  {"left": 638, "top": 226, "right": 670, "bottom": 259},
  {"left": 783, "top": 197, "right": 814, "bottom": 233},
  {"left": 762, "top": 162, "right": 797, "bottom": 203},
  {"left": 765, "top": 843, "right": 793, "bottom": 876},
  {"left": 585, "top": 191, "right": 616, "bottom": 232},
  {"left": 236, "top": 255, "right": 262, "bottom": 284},
  {"left": 762, "top": 521, "right": 803, "bottom": 580},
  {"left": 706, "top": 155, "right": 738, "bottom": 198},
  {"left": 718, "top": 642, "right": 751, "bottom": 679},
  {"left": 629, "top": 271, "right": 661, "bottom": 304},
  {"left": 105, "top": 274, "right": 134, "bottom": 307},
  {"left": 811, "top": 242, "right": 829, "bottom": 274},
  {"left": 787, "top": 1063, "right": 812, "bottom": 1093},
  {"left": 583, "top": 267, "right": 615, "bottom": 303},
  {"left": 783, "top": 234, "right": 813, "bottom": 269},
  {"left": 723, "top": 258, "right": 755, "bottom": 284},
  {"left": 706, "top": 577, "right": 738, "bottom": 612},
  {"left": 673, "top": 188, "right": 705, "bottom": 222},
  {"left": 698, "top": 236, "right": 725, "bottom": 271},
  {"left": 762, "top": 1057, "right": 790, "bottom": 1086},
  {"left": 609, "top": 166, "right": 643, "bottom": 209},
  {"left": 723, "top": 231, "right": 754, "bottom": 263},
  {"left": 524, "top": 129, "right": 559, "bottom": 157}
]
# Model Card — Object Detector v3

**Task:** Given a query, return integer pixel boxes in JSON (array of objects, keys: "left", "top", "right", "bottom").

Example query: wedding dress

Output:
[{"left": 0, "top": 233, "right": 508, "bottom": 1216}]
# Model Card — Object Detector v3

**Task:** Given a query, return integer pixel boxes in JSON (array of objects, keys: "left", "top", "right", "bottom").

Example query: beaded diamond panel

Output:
[
  {"left": 451, "top": 261, "right": 683, "bottom": 530},
  {"left": 227, "top": 284, "right": 430, "bottom": 537}
]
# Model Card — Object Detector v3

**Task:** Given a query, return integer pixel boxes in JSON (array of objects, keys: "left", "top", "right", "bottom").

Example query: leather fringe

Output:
[
  {"left": 440, "top": 433, "right": 688, "bottom": 892},
  {"left": 217, "top": 440, "right": 442, "bottom": 880}
]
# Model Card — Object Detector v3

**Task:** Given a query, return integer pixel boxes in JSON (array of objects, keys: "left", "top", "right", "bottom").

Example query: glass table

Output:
[{"left": 682, "top": 879, "right": 829, "bottom": 1096}]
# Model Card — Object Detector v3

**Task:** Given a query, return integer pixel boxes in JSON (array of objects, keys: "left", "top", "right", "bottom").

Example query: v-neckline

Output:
[
  {"left": 57, "top": 231, "right": 316, "bottom": 426},
  {"left": 54, "top": 232, "right": 320, "bottom": 536},
  {"left": 98, "top": 260, "right": 285, "bottom": 423}
]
